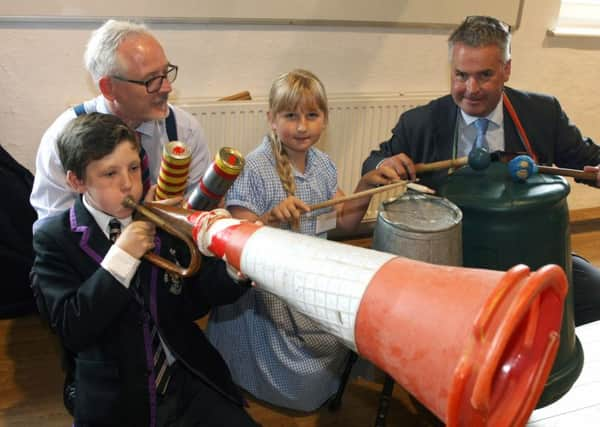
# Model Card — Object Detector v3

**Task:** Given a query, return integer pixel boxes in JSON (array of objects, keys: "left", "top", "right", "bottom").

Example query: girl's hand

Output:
[
  {"left": 263, "top": 196, "right": 310, "bottom": 225},
  {"left": 357, "top": 168, "right": 398, "bottom": 191}
]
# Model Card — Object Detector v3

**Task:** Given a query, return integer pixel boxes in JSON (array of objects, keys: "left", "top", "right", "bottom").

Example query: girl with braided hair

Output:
[{"left": 207, "top": 69, "right": 395, "bottom": 411}]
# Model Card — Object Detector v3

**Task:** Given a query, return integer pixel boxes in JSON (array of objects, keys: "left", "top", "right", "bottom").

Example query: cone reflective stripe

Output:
[
  {"left": 155, "top": 141, "right": 191, "bottom": 201},
  {"left": 188, "top": 211, "right": 567, "bottom": 426},
  {"left": 185, "top": 147, "right": 244, "bottom": 210}
]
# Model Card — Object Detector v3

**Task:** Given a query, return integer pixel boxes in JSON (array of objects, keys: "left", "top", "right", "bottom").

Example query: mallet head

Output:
[
  {"left": 468, "top": 147, "right": 492, "bottom": 171},
  {"left": 508, "top": 155, "right": 538, "bottom": 182}
]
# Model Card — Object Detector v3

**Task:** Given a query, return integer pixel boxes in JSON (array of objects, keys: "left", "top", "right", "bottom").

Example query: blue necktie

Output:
[{"left": 473, "top": 118, "right": 489, "bottom": 151}]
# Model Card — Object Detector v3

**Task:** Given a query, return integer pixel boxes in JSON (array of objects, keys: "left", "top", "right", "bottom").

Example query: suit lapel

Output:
[
  {"left": 69, "top": 196, "right": 167, "bottom": 324},
  {"left": 433, "top": 96, "right": 458, "bottom": 160},
  {"left": 69, "top": 196, "right": 111, "bottom": 265},
  {"left": 502, "top": 88, "right": 533, "bottom": 154},
  {"left": 503, "top": 110, "right": 523, "bottom": 153}
]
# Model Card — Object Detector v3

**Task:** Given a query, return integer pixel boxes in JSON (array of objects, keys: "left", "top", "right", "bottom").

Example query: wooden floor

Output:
[
  {"left": 1, "top": 219, "right": 599, "bottom": 427},
  {"left": 0, "top": 315, "right": 436, "bottom": 427}
]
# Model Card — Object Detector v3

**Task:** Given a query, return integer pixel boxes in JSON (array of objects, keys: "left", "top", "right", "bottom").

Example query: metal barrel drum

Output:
[
  {"left": 372, "top": 191, "right": 463, "bottom": 266},
  {"left": 370, "top": 191, "right": 463, "bottom": 423},
  {"left": 438, "top": 161, "right": 584, "bottom": 407},
  {"left": 155, "top": 141, "right": 191, "bottom": 200},
  {"left": 185, "top": 147, "right": 244, "bottom": 210}
]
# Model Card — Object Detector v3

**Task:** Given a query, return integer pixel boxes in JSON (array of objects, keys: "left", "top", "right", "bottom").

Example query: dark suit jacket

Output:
[
  {"left": 31, "top": 197, "right": 248, "bottom": 426},
  {"left": 362, "top": 86, "right": 600, "bottom": 190},
  {"left": 0, "top": 145, "right": 37, "bottom": 317}
]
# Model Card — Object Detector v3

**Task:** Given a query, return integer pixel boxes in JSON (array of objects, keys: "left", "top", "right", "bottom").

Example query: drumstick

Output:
[
  {"left": 505, "top": 153, "right": 598, "bottom": 181},
  {"left": 536, "top": 165, "right": 597, "bottom": 181},
  {"left": 308, "top": 180, "right": 407, "bottom": 211},
  {"left": 414, "top": 156, "right": 468, "bottom": 173}
]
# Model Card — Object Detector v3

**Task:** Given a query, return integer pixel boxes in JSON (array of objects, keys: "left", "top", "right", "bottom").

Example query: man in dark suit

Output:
[
  {"left": 31, "top": 113, "right": 258, "bottom": 426},
  {"left": 362, "top": 15, "right": 600, "bottom": 326}
]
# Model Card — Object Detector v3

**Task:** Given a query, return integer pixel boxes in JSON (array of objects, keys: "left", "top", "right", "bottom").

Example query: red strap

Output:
[{"left": 503, "top": 92, "right": 538, "bottom": 163}]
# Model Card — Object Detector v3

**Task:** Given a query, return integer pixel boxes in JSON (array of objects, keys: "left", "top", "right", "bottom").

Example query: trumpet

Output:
[{"left": 121, "top": 196, "right": 201, "bottom": 278}]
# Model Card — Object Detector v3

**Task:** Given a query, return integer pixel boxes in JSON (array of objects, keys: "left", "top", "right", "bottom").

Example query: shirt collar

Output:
[
  {"left": 82, "top": 194, "right": 133, "bottom": 239},
  {"left": 97, "top": 96, "right": 111, "bottom": 114},
  {"left": 98, "top": 95, "right": 159, "bottom": 137},
  {"left": 262, "top": 136, "right": 314, "bottom": 178},
  {"left": 460, "top": 96, "right": 504, "bottom": 128},
  {"left": 136, "top": 120, "right": 155, "bottom": 138}
]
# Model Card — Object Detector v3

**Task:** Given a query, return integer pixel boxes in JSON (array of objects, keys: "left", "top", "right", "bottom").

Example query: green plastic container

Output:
[{"left": 438, "top": 161, "right": 584, "bottom": 408}]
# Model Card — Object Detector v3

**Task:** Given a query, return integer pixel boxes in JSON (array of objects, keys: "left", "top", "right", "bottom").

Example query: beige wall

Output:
[{"left": 1, "top": 0, "right": 599, "bottom": 208}]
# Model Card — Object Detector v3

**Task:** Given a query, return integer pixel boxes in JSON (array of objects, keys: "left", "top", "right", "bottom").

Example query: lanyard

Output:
[{"left": 502, "top": 92, "right": 538, "bottom": 163}]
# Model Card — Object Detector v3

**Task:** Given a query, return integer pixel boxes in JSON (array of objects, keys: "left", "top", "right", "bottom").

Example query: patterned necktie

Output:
[
  {"left": 108, "top": 218, "right": 122, "bottom": 243},
  {"left": 151, "top": 325, "right": 171, "bottom": 395},
  {"left": 138, "top": 132, "right": 151, "bottom": 194},
  {"left": 473, "top": 118, "right": 490, "bottom": 151},
  {"left": 110, "top": 216, "right": 170, "bottom": 394}
]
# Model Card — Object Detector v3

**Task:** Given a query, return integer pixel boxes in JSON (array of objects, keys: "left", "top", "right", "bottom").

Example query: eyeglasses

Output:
[
  {"left": 465, "top": 16, "right": 511, "bottom": 34},
  {"left": 112, "top": 64, "right": 178, "bottom": 94}
]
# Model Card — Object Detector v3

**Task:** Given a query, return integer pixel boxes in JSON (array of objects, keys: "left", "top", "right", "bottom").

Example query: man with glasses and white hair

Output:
[
  {"left": 31, "top": 19, "right": 210, "bottom": 223},
  {"left": 362, "top": 15, "right": 600, "bottom": 326}
]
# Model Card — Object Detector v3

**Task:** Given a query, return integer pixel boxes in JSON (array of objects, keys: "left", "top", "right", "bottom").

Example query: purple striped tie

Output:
[{"left": 151, "top": 325, "right": 171, "bottom": 394}]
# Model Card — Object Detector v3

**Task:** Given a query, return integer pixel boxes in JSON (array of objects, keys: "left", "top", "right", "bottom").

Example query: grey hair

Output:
[
  {"left": 84, "top": 19, "right": 151, "bottom": 84},
  {"left": 448, "top": 16, "right": 511, "bottom": 63}
]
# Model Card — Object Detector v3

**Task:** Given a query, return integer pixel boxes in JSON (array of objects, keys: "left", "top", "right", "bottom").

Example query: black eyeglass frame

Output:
[
  {"left": 464, "top": 16, "right": 512, "bottom": 34},
  {"left": 111, "top": 64, "right": 178, "bottom": 94}
]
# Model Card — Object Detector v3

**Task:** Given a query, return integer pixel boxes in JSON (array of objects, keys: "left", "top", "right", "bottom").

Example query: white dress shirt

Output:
[
  {"left": 81, "top": 195, "right": 139, "bottom": 288},
  {"left": 30, "top": 95, "right": 211, "bottom": 226},
  {"left": 457, "top": 97, "right": 505, "bottom": 157}
]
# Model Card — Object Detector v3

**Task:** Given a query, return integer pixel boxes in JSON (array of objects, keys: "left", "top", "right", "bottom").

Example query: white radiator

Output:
[{"left": 177, "top": 93, "right": 439, "bottom": 220}]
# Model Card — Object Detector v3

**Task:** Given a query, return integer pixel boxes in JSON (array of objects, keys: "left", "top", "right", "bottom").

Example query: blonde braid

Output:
[
  {"left": 267, "top": 69, "right": 328, "bottom": 231},
  {"left": 269, "top": 131, "right": 299, "bottom": 230}
]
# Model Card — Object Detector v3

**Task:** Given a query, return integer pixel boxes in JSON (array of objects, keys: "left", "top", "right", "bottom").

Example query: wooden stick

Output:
[
  {"left": 218, "top": 91, "right": 252, "bottom": 101},
  {"left": 537, "top": 165, "right": 597, "bottom": 181},
  {"left": 305, "top": 155, "right": 466, "bottom": 213},
  {"left": 414, "top": 156, "right": 468, "bottom": 173},
  {"left": 308, "top": 181, "right": 407, "bottom": 211},
  {"left": 492, "top": 151, "right": 597, "bottom": 181}
]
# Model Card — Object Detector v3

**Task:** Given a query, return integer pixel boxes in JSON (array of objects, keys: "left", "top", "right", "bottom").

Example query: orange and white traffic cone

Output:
[{"left": 182, "top": 209, "right": 567, "bottom": 426}]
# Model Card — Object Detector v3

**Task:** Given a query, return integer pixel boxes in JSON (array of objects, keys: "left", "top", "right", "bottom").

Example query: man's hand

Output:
[
  {"left": 377, "top": 153, "right": 417, "bottom": 181},
  {"left": 583, "top": 165, "right": 600, "bottom": 187},
  {"left": 144, "top": 184, "right": 184, "bottom": 206},
  {"left": 357, "top": 168, "right": 398, "bottom": 191}
]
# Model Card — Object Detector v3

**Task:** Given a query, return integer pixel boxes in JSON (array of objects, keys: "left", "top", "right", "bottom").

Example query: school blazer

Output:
[
  {"left": 31, "top": 196, "right": 247, "bottom": 426},
  {"left": 362, "top": 86, "right": 600, "bottom": 190}
]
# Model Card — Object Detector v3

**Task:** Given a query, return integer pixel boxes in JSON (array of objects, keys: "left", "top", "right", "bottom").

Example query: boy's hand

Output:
[
  {"left": 263, "top": 196, "right": 310, "bottom": 225},
  {"left": 115, "top": 221, "right": 156, "bottom": 259}
]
